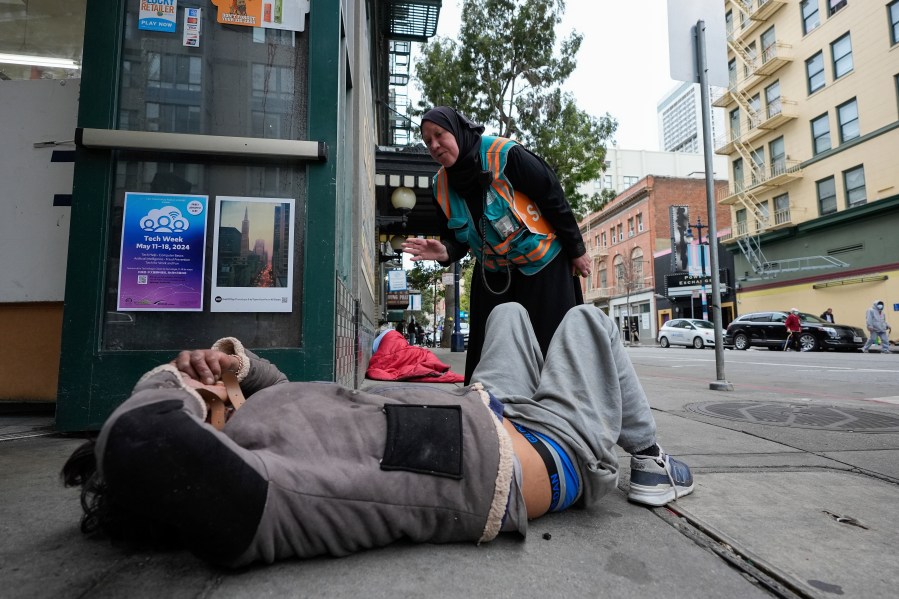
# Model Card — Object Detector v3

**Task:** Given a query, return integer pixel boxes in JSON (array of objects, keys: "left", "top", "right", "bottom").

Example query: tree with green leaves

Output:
[{"left": 414, "top": 0, "right": 618, "bottom": 218}]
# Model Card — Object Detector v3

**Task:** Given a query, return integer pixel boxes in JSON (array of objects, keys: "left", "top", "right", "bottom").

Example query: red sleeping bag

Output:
[{"left": 366, "top": 330, "right": 464, "bottom": 383}]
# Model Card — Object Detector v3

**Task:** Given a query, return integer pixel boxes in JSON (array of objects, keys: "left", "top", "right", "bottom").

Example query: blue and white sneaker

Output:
[{"left": 628, "top": 449, "right": 694, "bottom": 506}]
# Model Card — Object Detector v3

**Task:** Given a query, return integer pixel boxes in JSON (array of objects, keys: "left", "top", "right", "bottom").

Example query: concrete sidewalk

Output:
[{"left": 1, "top": 347, "right": 897, "bottom": 598}]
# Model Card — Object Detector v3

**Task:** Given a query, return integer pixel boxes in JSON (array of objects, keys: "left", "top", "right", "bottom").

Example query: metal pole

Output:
[
  {"left": 695, "top": 19, "right": 733, "bottom": 391},
  {"left": 451, "top": 261, "right": 464, "bottom": 352}
]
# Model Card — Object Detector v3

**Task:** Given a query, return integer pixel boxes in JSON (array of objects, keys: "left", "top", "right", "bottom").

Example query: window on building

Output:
[
  {"left": 623, "top": 176, "right": 639, "bottom": 188},
  {"left": 725, "top": 9, "right": 733, "bottom": 35},
  {"left": 817, "top": 176, "right": 837, "bottom": 215},
  {"left": 599, "top": 264, "right": 607, "bottom": 289},
  {"left": 610, "top": 227, "right": 616, "bottom": 244},
  {"left": 750, "top": 147, "right": 765, "bottom": 185},
  {"left": 806, "top": 52, "right": 825, "bottom": 94},
  {"left": 890, "top": 1, "right": 899, "bottom": 45},
  {"left": 801, "top": 0, "right": 821, "bottom": 35},
  {"left": 613, "top": 255, "right": 625, "bottom": 288},
  {"left": 831, "top": 33, "right": 853, "bottom": 79},
  {"left": 744, "top": 41, "right": 758, "bottom": 78},
  {"left": 616, "top": 223, "right": 623, "bottom": 241},
  {"left": 736, "top": 208, "right": 748, "bottom": 236},
  {"left": 636, "top": 213, "right": 644, "bottom": 232},
  {"left": 811, "top": 113, "right": 832, "bottom": 155},
  {"left": 631, "top": 247, "right": 645, "bottom": 283},
  {"left": 601, "top": 231, "right": 607, "bottom": 247},
  {"left": 769, "top": 137, "right": 785, "bottom": 175},
  {"left": 728, "top": 58, "right": 737, "bottom": 88},
  {"left": 896, "top": 74, "right": 899, "bottom": 117},
  {"left": 748, "top": 93, "right": 761, "bottom": 128},
  {"left": 603, "top": 174, "right": 613, "bottom": 189},
  {"left": 765, "top": 81, "right": 782, "bottom": 119},
  {"left": 828, "top": 0, "right": 847, "bottom": 17},
  {"left": 733, "top": 158, "right": 745, "bottom": 192},
  {"left": 837, "top": 98, "right": 859, "bottom": 142},
  {"left": 761, "top": 26, "right": 777, "bottom": 63},
  {"left": 843, "top": 165, "right": 866, "bottom": 207},
  {"left": 774, "top": 193, "right": 791, "bottom": 225},
  {"left": 729, "top": 108, "right": 741, "bottom": 140},
  {"left": 627, "top": 218, "right": 635, "bottom": 237},
  {"left": 757, "top": 201, "right": 770, "bottom": 230}
]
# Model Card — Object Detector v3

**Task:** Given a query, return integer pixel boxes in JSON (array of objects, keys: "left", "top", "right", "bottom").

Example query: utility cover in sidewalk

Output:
[{"left": 685, "top": 401, "right": 899, "bottom": 432}]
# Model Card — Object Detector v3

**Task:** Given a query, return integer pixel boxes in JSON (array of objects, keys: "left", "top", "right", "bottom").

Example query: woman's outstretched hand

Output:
[{"left": 402, "top": 238, "right": 449, "bottom": 263}]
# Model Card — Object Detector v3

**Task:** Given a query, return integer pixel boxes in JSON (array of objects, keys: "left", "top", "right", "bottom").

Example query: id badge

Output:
[{"left": 492, "top": 215, "right": 517, "bottom": 237}]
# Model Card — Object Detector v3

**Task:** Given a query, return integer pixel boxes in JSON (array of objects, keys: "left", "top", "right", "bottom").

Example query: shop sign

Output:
[
  {"left": 211, "top": 0, "right": 310, "bottom": 32},
  {"left": 387, "top": 292, "right": 409, "bottom": 308},
  {"left": 139, "top": 0, "right": 178, "bottom": 32}
]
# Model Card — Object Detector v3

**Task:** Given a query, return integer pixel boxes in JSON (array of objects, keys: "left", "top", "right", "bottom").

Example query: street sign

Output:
[
  {"left": 667, "top": 0, "right": 728, "bottom": 87},
  {"left": 387, "top": 269, "right": 407, "bottom": 292}
]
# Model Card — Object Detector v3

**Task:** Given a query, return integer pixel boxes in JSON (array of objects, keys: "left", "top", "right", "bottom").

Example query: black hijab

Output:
[{"left": 421, "top": 107, "right": 492, "bottom": 201}]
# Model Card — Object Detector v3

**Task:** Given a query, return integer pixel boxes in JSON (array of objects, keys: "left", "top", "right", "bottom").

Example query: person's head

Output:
[
  {"left": 826, "top": 308, "right": 832, "bottom": 313},
  {"left": 420, "top": 107, "right": 484, "bottom": 169},
  {"left": 874, "top": 300, "right": 885, "bottom": 311},
  {"left": 791, "top": 308, "right": 799, "bottom": 314}
]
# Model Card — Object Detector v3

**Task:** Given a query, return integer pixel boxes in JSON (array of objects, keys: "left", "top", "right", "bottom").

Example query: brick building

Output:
[{"left": 579, "top": 176, "right": 733, "bottom": 342}]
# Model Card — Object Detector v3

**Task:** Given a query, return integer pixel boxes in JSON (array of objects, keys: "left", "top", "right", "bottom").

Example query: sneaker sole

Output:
[{"left": 628, "top": 481, "right": 695, "bottom": 507}]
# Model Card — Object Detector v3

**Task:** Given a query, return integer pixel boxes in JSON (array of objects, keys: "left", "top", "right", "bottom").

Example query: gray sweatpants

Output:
[{"left": 472, "top": 303, "right": 658, "bottom": 508}]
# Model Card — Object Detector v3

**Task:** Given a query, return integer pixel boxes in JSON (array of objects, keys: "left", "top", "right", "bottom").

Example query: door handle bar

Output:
[{"left": 75, "top": 128, "right": 327, "bottom": 162}]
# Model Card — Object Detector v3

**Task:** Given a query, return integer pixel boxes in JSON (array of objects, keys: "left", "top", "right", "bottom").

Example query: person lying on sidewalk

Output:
[{"left": 61, "top": 303, "right": 694, "bottom": 567}]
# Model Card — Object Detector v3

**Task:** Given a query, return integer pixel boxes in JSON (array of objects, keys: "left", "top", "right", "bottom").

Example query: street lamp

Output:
[{"left": 376, "top": 186, "right": 418, "bottom": 229}]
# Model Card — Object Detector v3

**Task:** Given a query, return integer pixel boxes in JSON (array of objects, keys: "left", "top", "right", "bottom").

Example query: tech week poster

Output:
[{"left": 117, "top": 192, "right": 208, "bottom": 311}]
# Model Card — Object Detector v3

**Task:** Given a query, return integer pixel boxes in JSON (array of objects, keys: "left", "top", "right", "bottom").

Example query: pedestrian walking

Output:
[
  {"left": 861, "top": 300, "right": 892, "bottom": 353},
  {"left": 784, "top": 308, "right": 802, "bottom": 351},
  {"left": 819, "top": 308, "right": 835, "bottom": 323}
]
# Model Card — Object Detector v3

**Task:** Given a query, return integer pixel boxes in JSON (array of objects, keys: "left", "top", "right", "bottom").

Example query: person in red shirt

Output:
[{"left": 784, "top": 308, "right": 802, "bottom": 351}]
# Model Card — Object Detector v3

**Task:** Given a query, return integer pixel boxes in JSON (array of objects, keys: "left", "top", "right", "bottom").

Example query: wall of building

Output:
[
  {"left": 578, "top": 147, "right": 728, "bottom": 198},
  {"left": 718, "top": 0, "right": 899, "bottom": 331}
]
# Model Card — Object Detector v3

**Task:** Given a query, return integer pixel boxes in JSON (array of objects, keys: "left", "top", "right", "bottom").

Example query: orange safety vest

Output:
[{"left": 433, "top": 136, "right": 560, "bottom": 274}]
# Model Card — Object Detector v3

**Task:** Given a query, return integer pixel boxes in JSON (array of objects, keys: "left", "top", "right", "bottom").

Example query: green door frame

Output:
[{"left": 57, "top": 0, "right": 345, "bottom": 431}]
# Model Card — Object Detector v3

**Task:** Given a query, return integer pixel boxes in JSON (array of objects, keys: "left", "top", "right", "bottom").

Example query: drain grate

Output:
[{"left": 685, "top": 401, "right": 899, "bottom": 432}]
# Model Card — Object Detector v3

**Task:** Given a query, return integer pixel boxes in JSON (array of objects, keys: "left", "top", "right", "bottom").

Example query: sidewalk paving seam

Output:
[{"left": 658, "top": 504, "right": 814, "bottom": 599}]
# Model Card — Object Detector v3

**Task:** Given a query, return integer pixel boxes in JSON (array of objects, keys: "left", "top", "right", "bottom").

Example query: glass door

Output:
[{"left": 58, "top": 1, "right": 340, "bottom": 430}]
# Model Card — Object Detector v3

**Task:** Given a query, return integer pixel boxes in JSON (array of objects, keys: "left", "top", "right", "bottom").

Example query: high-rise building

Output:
[
  {"left": 714, "top": 0, "right": 899, "bottom": 330},
  {"left": 657, "top": 81, "right": 725, "bottom": 154}
]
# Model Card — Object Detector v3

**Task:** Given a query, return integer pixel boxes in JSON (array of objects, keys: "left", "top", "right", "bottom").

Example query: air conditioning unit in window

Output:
[{"left": 638, "top": 224, "right": 644, "bottom": 232}]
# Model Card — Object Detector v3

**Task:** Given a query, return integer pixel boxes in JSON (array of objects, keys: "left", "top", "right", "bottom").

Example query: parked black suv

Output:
[{"left": 724, "top": 311, "right": 866, "bottom": 352}]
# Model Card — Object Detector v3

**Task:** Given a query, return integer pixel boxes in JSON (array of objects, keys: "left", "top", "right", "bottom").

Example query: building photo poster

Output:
[
  {"left": 210, "top": 196, "right": 295, "bottom": 313},
  {"left": 117, "top": 192, "right": 208, "bottom": 311}
]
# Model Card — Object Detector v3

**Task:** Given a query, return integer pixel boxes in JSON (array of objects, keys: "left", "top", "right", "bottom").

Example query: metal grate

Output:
[
  {"left": 334, "top": 279, "right": 355, "bottom": 388},
  {"left": 685, "top": 401, "right": 899, "bottom": 432},
  {"left": 385, "top": 0, "right": 441, "bottom": 42}
]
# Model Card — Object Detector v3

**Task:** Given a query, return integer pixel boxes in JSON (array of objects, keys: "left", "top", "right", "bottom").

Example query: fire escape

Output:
[
  {"left": 382, "top": 0, "right": 441, "bottom": 146},
  {"left": 712, "top": 0, "right": 847, "bottom": 279}
]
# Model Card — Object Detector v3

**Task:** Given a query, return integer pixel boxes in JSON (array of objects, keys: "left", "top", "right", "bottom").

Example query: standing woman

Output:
[{"left": 404, "top": 107, "right": 591, "bottom": 382}]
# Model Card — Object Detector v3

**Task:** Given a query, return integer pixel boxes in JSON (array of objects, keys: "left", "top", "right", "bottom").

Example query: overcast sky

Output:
[{"left": 424, "top": 0, "right": 682, "bottom": 152}]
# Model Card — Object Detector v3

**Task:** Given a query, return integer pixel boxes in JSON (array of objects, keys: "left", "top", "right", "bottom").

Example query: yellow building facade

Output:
[{"left": 715, "top": 0, "right": 899, "bottom": 332}]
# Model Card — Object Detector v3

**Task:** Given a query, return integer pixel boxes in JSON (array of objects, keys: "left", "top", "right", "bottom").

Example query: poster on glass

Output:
[
  {"left": 210, "top": 196, "right": 295, "bottom": 313},
  {"left": 117, "top": 192, "right": 208, "bottom": 311}
]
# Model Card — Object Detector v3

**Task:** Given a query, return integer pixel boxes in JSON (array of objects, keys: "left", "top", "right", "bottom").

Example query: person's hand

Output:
[
  {"left": 402, "top": 237, "right": 449, "bottom": 262},
  {"left": 571, "top": 253, "right": 592, "bottom": 278},
  {"left": 172, "top": 349, "right": 240, "bottom": 385}
]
